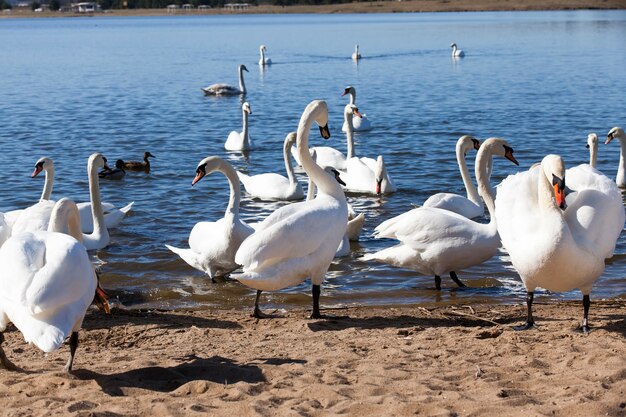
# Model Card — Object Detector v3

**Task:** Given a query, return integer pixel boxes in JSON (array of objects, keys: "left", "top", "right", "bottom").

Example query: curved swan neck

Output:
[
  {"left": 218, "top": 159, "right": 242, "bottom": 216},
  {"left": 456, "top": 141, "right": 481, "bottom": 206},
  {"left": 48, "top": 199, "right": 82, "bottom": 242},
  {"left": 283, "top": 137, "right": 297, "bottom": 185},
  {"left": 345, "top": 110, "right": 355, "bottom": 159},
  {"left": 616, "top": 139, "right": 626, "bottom": 185},
  {"left": 537, "top": 168, "right": 562, "bottom": 214},
  {"left": 87, "top": 157, "right": 107, "bottom": 240},
  {"left": 242, "top": 108, "right": 250, "bottom": 148},
  {"left": 238, "top": 66, "right": 246, "bottom": 94},
  {"left": 297, "top": 102, "right": 342, "bottom": 198},
  {"left": 41, "top": 164, "right": 55, "bottom": 201},
  {"left": 474, "top": 146, "right": 496, "bottom": 222}
]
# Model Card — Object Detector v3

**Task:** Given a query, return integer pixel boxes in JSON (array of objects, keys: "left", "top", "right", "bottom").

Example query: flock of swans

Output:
[{"left": 0, "top": 37, "right": 624, "bottom": 371}]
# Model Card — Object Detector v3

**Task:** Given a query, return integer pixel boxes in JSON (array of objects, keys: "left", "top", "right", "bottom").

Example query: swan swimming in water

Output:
[
  {"left": 495, "top": 154, "right": 624, "bottom": 332},
  {"left": 0, "top": 198, "right": 110, "bottom": 372},
  {"left": 225, "top": 102, "right": 253, "bottom": 151},
  {"left": 232, "top": 100, "right": 347, "bottom": 319},
  {"left": 423, "top": 135, "right": 484, "bottom": 219},
  {"left": 201, "top": 64, "right": 248, "bottom": 96},
  {"left": 166, "top": 156, "right": 254, "bottom": 282},
  {"left": 363, "top": 138, "right": 519, "bottom": 290},
  {"left": 258, "top": 45, "right": 272, "bottom": 66},
  {"left": 351, "top": 44, "right": 361, "bottom": 61},
  {"left": 451, "top": 43, "right": 465, "bottom": 58},
  {"left": 341, "top": 86, "right": 372, "bottom": 132},
  {"left": 238, "top": 132, "right": 304, "bottom": 201}
]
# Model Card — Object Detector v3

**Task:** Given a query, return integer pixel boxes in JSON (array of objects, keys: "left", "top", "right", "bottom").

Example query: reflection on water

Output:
[{"left": 0, "top": 10, "right": 625, "bottom": 310}]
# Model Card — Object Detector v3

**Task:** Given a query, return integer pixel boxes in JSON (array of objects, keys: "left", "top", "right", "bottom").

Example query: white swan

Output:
[
  {"left": 258, "top": 45, "right": 272, "bottom": 66},
  {"left": 586, "top": 133, "right": 598, "bottom": 169},
  {"left": 351, "top": 44, "right": 361, "bottom": 61},
  {"left": 232, "top": 100, "right": 348, "bottom": 319},
  {"left": 31, "top": 156, "right": 133, "bottom": 234},
  {"left": 201, "top": 64, "right": 248, "bottom": 96},
  {"left": 166, "top": 156, "right": 254, "bottom": 282},
  {"left": 0, "top": 198, "right": 110, "bottom": 372},
  {"left": 238, "top": 132, "right": 304, "bottom": 201},
  {"left": 423, "top": 135, "right": 484, "bottom": 218},
  {"left": 362, "top": 138, "right": 519, "bottom": 289},
  {"left": 225, "top": 102, "right": 253, "bottom": 151},
  {"left": 495, "top": 154, "right": 624, "bottom": 332},
  {"left": 451, "top": 43, "right": 465, "bottom": 58},
  {"left": 338, "top": 104, "right": 396, "bottom": 195},
  {"left": 605, "top": 127, "right": 626, "bottom": 187},
  {"left": 341, "top": 86, "right": 372, "bottom": 132}
]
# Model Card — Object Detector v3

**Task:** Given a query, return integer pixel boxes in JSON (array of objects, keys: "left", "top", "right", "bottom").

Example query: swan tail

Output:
[
  {"left": 165, "top": 244, "right": 208, "bottom": 274},
  {"left": 346, "top": 213, "right": 365, "bottom": 241},
  {"left": 103, "top": 202, "right": 133, "bottom": 229},
  {"left": 119, "top": 202, "right": 134, "bottom": 214}
]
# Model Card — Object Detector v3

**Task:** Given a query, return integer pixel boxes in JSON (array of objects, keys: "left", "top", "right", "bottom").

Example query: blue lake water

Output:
[{"left": 1, "top": 10, "right": 625, "bottom": 311}]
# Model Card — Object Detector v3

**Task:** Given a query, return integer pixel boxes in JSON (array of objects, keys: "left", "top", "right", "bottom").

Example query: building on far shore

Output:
[{"left": 224, "top": 3, "right": 249, "bottom": 12}]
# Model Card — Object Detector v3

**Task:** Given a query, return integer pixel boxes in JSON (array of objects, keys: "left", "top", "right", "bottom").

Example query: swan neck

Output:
[
  {"left": 589, "top": 142, "right": 598, "bottom": 168},
  {"left": 41, "top": 166, "right": 54, "bottom": 201},
  {"left": 242, "top": 109, "right": 250, "bottom": 148},
  {"left": 349, "top": 91, "right": 355, "bottom": 105},
  {"left": 86, "top": 158, "right": 107, "bottom": 240},
  {"left": 346, "top": 113, "right": 355, "bottom": 159},
  {"left": 306, "top": 175, "right": 316, "bottom": 201},
  {"left": 260, "top": 48, "right": 265, "bottom": 62},
  {"left": 456, "top": 144, "right": 481, "bottom": 206},
  {"left": 617, "top": 140, "right": 626, "bottom": 185},
  {"left": 474, "top": 148, "right": 496, "bottom": 222},
  {"left": 283, "top": 139, "right": 297, "bottom": 185},
  {"left": 538, "top": 168, "right": 561, "bottom": 214},
  {"left": 238, "top": 67, "right": 246, "bottom": 94},
  {"left": 219, "top": 159, "right": 241, "bottom": 216},
  {"left": 297, "top": 106, "right": 342, "bottom": 198}
]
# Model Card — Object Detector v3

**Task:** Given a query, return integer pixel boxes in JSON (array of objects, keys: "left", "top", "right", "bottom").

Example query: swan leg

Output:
[
  {"left": 515, "top": 291, "right": 536, "bottom": 330},
  {"left": 580, "top": 294, "right": 591, "bottom": 334},
  {"left": 251, "top": 290, "right": 266, "bottom": 319},
  {"left": 310, "top": 285, "right": 323, "bottom": 319},
  {"left": 434, "top": 275, "right": 442, "bottom": 290},
  {"left": 0, "top": 332, "right": 18, "bottom": 371},
  {"left": 449, "top": 271, "right": 467, "bottom": 288},
  {"left": 63, "top": 332, "right": 79, "bottom": 372}
]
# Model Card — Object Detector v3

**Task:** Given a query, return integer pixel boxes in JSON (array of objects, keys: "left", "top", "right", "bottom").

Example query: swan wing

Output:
[
  {"left": 10, "top": 201, "right": 54, "bottom": 235},
  {"left": 423, "top": 193, "right": 483, "bottom": 219},
  {"left": 238, "top": 172, "right": 297, "bottom": 200},
  {"left": 202, "top": 83, "right": 239, "bottom": 95}
]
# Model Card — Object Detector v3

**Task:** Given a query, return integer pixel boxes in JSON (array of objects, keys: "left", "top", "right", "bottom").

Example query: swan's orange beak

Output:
[
  {"left": 553, "top": 184, "right": 566, "bottom": 209},
  {"left": 319, "top": 124, "right": 331, "bottom": 140},
  {"left": 94, "top": 283, "right": 111, "bottom": 315},
  {"left": 353, "top": 108, "right": 362, "bottom": 118},
  {"left": 192, "top": 166, "right": 206, "bottom": 186},
  {"left": 31, "top": 164, "right": 43, "bottom": 178},
  {"left": 504, "top": 148, "right": 519, "bottom": 166},
  {"left": 341, "top": 88, "right": 350, "bottom": 96},
  {"left": 606, "top": 133, "right": 614, "bottom": 145}
]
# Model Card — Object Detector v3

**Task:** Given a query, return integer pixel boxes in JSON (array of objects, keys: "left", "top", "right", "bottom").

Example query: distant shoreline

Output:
[{"left": 2, "top": 0, "right": 624, "bottom": 19}]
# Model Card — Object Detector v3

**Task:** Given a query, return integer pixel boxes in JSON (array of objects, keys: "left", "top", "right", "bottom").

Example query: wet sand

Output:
[
  {"left": 2, "top": 0, "right": 624, "bottom": 18},
  {"left": 1, "top": 301, "right": 625, "bottom": 416}
]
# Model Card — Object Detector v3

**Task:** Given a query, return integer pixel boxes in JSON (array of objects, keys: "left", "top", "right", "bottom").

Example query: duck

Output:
[
  {"left": 29, "top": 156, "right": 133, "bottom": 234},
  {"left": 232, "top": 100, "right": 348, "bottom": 319},
  {"left": 605, "top": 127, "right": 626, "bottom": 187},
  {"left": 123, "top": 151, "right": 155, "bottom": 172},
  {"left": 586, "top": 133, "right": 598, "bottom": 169},
  {"left": 225, "top": 102, "right": 253, "bottom": 151},
  {"left": 237, "top": 132, "right": 304, "bottom": 201},
  {"left": 99, "top": 159, "right": 126, "bottom": 180},
  {"left": 258, "top": 45, "right": 272, "bottom": 66},
  {"left": 166, "top": 156, "right": 254, "bottom": 282},
  {"left": 201, "top": 64, "right": 248, "bottom": 96},
  {"left": 423, "top": 135, "right": 484, "bottom": 218},
  {"left": 351, "top": 44, "right": 361, "bottom": 61},
  {"left": 362, "top": 138, "right": 519, "bottom": 290},
  {"left": 451, "top": 43, "right": 465, "bottom": 58},
  {"left": 0, "top": 197, "right": 110, "bottom": 372},
  {"left": 341, "top": 86, "right": 372, "bottom": 132},
  {"left": 495, "top": 154, "right": 624, "bottom": 332}
]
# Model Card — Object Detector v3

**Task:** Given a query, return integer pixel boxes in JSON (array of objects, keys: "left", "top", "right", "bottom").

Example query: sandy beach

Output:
[
  {"left": 2, "top": 0, "right": 624, "bottom": 18},
  {"left": 1, "top": 301, "right": 625, "bottom": 416}
]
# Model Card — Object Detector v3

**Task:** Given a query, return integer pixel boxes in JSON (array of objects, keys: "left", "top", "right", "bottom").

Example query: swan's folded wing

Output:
[{"left": 252, "top": 200, "right": 309, "bottom": 232}]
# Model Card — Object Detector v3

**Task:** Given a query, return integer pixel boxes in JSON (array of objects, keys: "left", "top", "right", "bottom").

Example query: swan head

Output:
[
  {"left": 192, "top": 155, "right": 223, "bottom": 186},
  {"left": 481, "top": 138, "right": 519, "bottom": 166},
  {"left": 342, "top": 86, "right": 356, "bottom": 97},
  {"left": 322, "top": 166, "right": 346, "bottom": 186},
  {"left": 606, "top": 127, "right": 625, "bottom": 145},
  {"left": 542, "top": 154, "right": 567, "bottom": 210},
  {"left": 586, "top": 133, "right": 598, "bottom": 149},
  {"left": 32, "top": 156, "right": 53, "bottom": 178},
  {"left": 344, "top": 104, "right": 361, "bottom": 122},
  {"left": 242, "top": 102, "right": 252, "bottom": 115},
  {"left": 451, "top": 43, "right": 457, "bottom": 48},
  {"left": 239, "top": 64, "right": 249, "bottom": 73},
  {"left": 144, "top": 151, "right": 155, "bottom": 159},
  {"left": 284, "top": 131, "right": 297, "bottom": 148},
  {"left": 260, "top": 44, "right": 266, "bottom": 51},
  {"left": 307, "top": 100, "right": 330, "bottom": 140},
  {"left": 374, "top": 155, "right": 389, "bottom": 195},
  {"left": 458, "top": 135, "right": 480, "bottom": 156},
  {"left": 89, "top": 153, "right": 108, "bottom": 171}
]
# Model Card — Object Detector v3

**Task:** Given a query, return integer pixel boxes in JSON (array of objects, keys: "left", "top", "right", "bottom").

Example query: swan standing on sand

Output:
[
  {"left": 30, "top": 156, "right": 133, "bottom": 236},
  {"left": 338, "top": 104, "right": 396, "bottom": 195},
  {"left": 123, "top": 151, "right": 155, "bottom": 172},
  {"left": 495, "top": 154, "right": 624, "bottom": 332},
  {"left": 423, "top": 135, "right": 484, "bottom": 218},
  {"left": 605, "top": 127, "right": 626, "bottom": 187},
  {"left": 258, "top": 45, "right": 272, "bottom": 66},
  {"left": 201, "top": 64, "right": 248, "bottom": 96},
  {"left": 351, "top": 44, "right": 361, "bottom": 61},
  {"left": 166, "top": 156, "right": 254, "bottom": 282},
  {"left": 451, "top": 43, "right": 465, "bottom": 58},
  {"left": 238, "top": 132, "right": 304, "bottom": 201},
  {"left": 225, "top": 102, "right": 253, "bottom": 151},
  {"left": 363, "top": 138, "right": 519, "bottom": 289},
  {"left": 233, "top": 100, "right": 348, "bottom": 319},
  {"left": 0, "top": 198, "right": 110, "bottom": 372},
  {"left": 341, "top": 86, "right": 372, "bottom": 132},
  {"left": 586, "top": 133, "right": 598, "bottom": 169}
]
